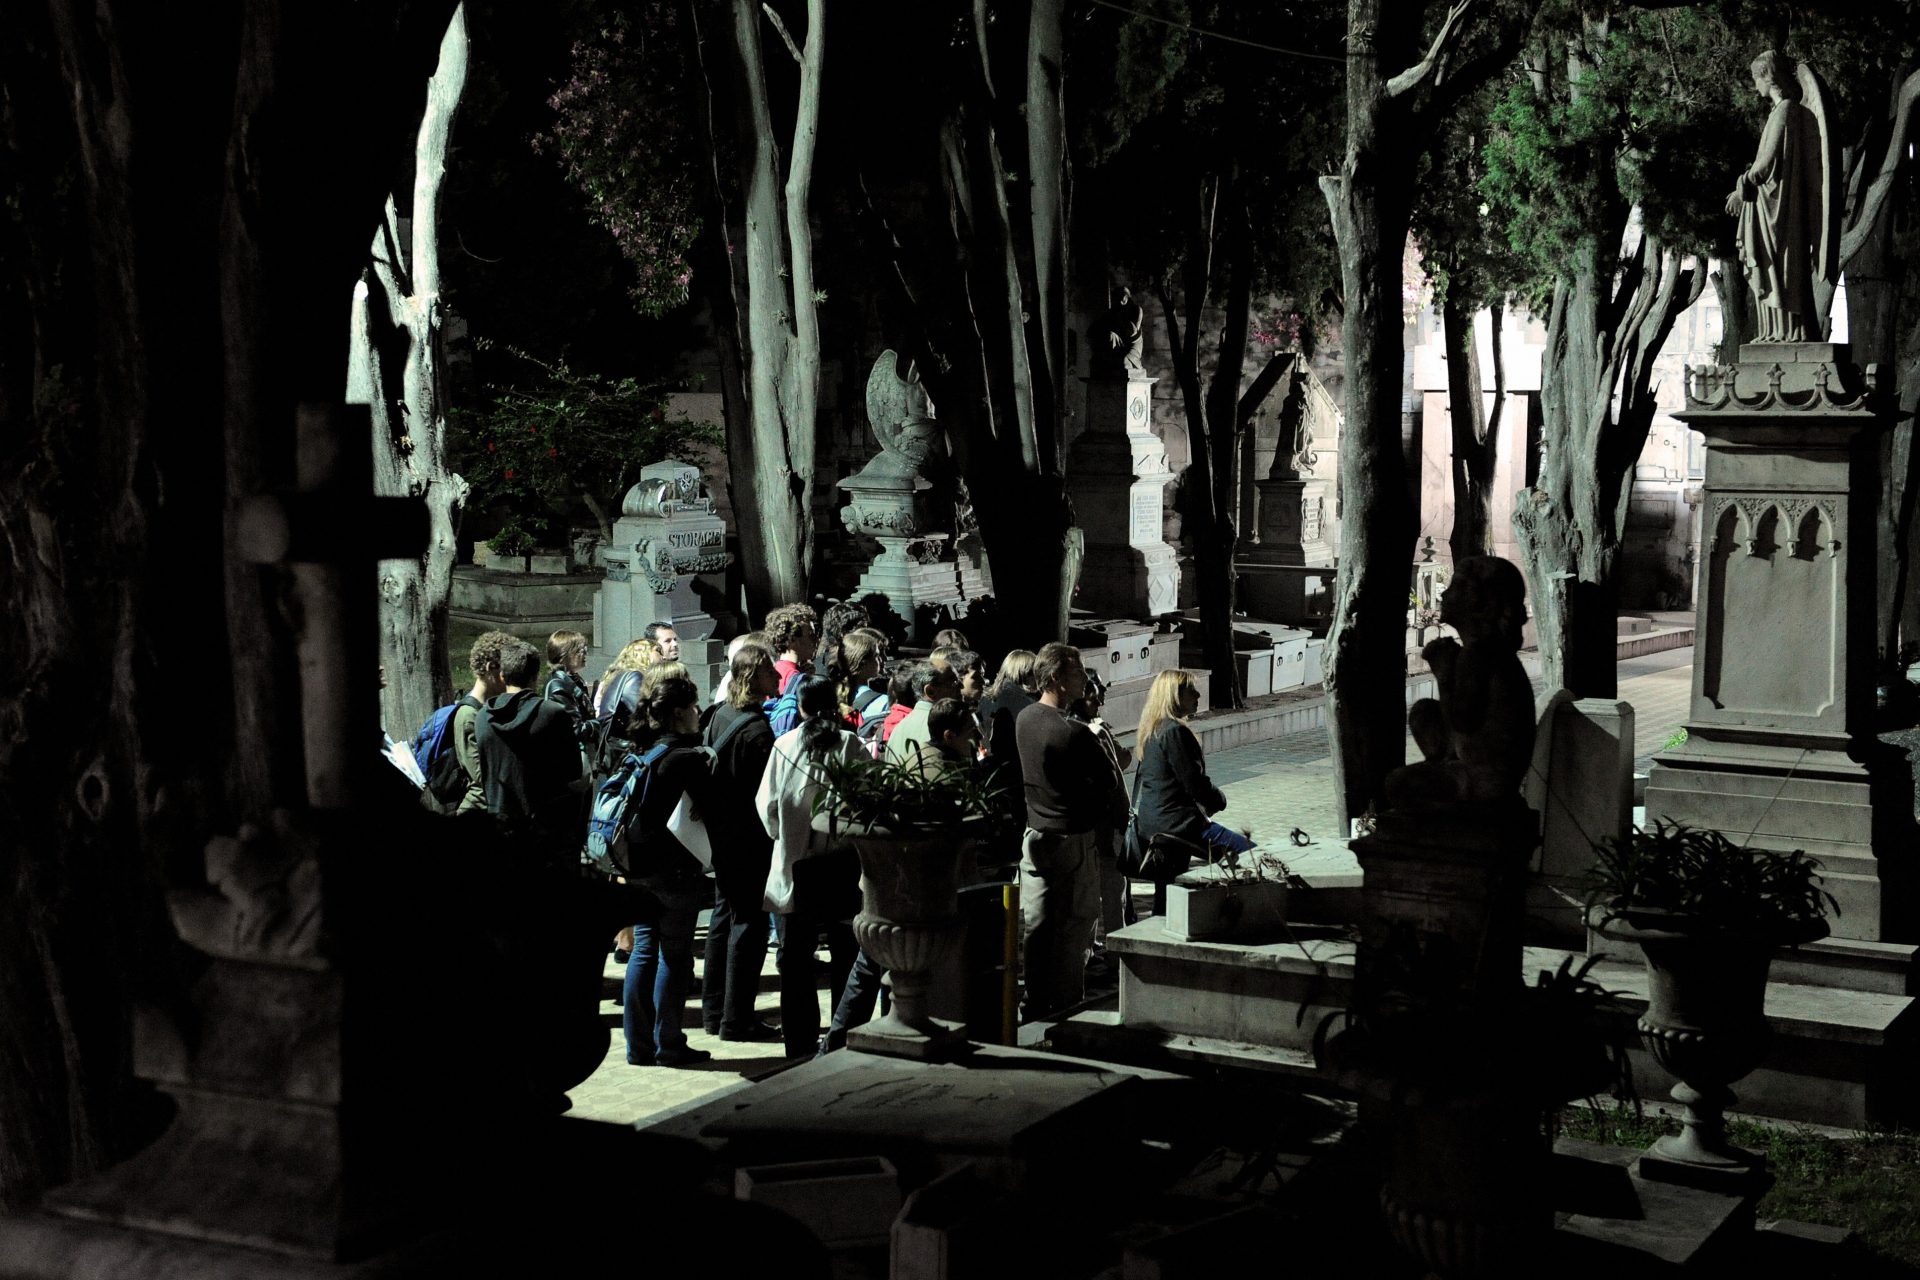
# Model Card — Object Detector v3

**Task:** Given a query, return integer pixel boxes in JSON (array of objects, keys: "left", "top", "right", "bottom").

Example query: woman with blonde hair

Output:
[
  {"left": 1131, "top": 669, "right": 1251, "bottom": 885},
  {"left": 595, "top": 636, "right": 661, "bottom": 716}
]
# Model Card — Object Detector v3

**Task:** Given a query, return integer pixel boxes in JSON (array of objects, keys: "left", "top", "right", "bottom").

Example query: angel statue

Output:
[
  {"left": 1725, "top": 50, "right": 1841, "bottom": 343},
  {"left": 865, "top": 350, "right": 946, "bottom": 477}
]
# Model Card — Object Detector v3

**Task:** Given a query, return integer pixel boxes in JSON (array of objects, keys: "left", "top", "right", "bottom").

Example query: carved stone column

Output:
[
  {"left": 1650, "top": 344, "right": 1909, "bottom": 940},
  {"left": 1068, "top": 371, "right": 1179, "bottom": 619}
]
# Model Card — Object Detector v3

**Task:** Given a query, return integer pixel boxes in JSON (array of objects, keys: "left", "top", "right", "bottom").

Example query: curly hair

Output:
[{"left": 765, "top": 603, "right": 819, "bottom": 655}]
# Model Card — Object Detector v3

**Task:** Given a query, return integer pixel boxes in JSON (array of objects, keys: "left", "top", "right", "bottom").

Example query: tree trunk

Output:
[
  {"left": 1319, "top": 0, "right": 1418, "bottom": 825},
  {"left": 350, "top": 3, "right": 470, "bottom": 739},
  {"left": 1709, "top": 263, "right": 1752, "bottom": 364},
  {"left": 1516, "top": 230, "right": 1701, "bottom": 699},
  {"left": 1443, "top": 291, "right": 1502, "bottom": 560},
  {"left": 721, "top": 0, "right": 821, "bottom": 611}
]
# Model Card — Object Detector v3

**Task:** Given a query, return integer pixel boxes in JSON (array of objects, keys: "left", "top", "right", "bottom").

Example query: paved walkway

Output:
[{"left": 567, "top": 649, "right": 1700, "bottom": 1127}]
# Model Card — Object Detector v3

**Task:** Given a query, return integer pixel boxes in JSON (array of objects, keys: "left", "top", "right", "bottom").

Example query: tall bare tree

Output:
[
  {"left": 350, "top": 3, "right": 470, "bottom": 738},
  {"left": 692, "top": 0, "right": 824, "bottom": 614}
]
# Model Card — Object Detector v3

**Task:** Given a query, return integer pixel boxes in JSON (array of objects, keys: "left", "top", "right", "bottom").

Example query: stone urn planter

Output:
[
  {"left": 1593, "top": 906, "right": 1826, "bottom": 1188},
  {"left": 1586, "top": 820, "right": 1835, "bottom": 1189},
  {"left": 811, "top": 813, "right": 979, "bottom": 1062}
]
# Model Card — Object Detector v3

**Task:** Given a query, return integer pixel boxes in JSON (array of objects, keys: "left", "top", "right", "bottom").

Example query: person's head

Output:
[
  {"left": 546, "top": 629, "right": 588, "bottom": 674},
  {"left": 469, "top": 630, "right": 516, "bottom": 697},
  {"left": 766, "top": 603, "right": 819, "bottom": 664},
  {"left": 987, "top": 649, "right": 1038, "bottom": 699},
  {"left": 912, "top": 660, "right": 960, "bottom": 704},
  {"left": 795, "top": 673, "right": 846, "bottom": 757},
  {"left": 887, "top": 661, "right": 919, "bottom": 708},
  {"left": 949, "top": 649, "right": 986, "bottom": 703},
  {"left": 840, "top": 631, "right": 884, "bottom": 683},
  {"left": 1137, "top": 668, "right": 1201, "bottom": 743},
  {"left": 819, "top": 601, "right": 870, "bottom": 674},
  {"left": 601, "top": 636, "right": 660, "bottom": 685},
  {"left": 1072, "top": 671, "right": 1109, "bottom": 722},
  {"left": 498, "top": 637, "right": 542, "bottom": 691},
  {"left": 640, "top": 660, "right": 691, "bottom": 695},
  {"left": 932, "top": 627, "right": 970, "bottom": 650},
  {"left": 638, "top": 673, "right": 702, "bottom": 735},
  {"left": 645, "top": 621, "right": 680, "bottom": 662},
  {"left": 926, "top": 698, "right": 978, "bottom": 761},
  {"left": 727, "top": 630, "right": 770, "bottom": 661},
  {"left": 1033, "top": 642, "right": 1086, "bottom": 707},
  {"left": 727, "top": 643, "right": 781, "bottom": 709}
]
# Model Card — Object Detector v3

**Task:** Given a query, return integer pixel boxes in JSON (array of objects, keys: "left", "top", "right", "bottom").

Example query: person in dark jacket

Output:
[
  {"left": 477, "top": 638, "right": 585, "bottom": 867},
  {"left": 1014, "top": 644, "right": 1126, "bottom": 1020},
  {"left": 1132, "top": 668, "right": 1253, "bottom": 874},
  {"left": 700, "top": 643, "right": 782, "bottom": 1041},
  {"left": 620, "top": 674, "right": 717, "bottom": 1068}
]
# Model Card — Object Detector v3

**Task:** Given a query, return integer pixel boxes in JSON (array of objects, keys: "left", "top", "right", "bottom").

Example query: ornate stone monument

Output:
[
  {"left": 838, "top": 352, "right": 979, "bottom": 631},
  {"left": 1237, "top": 356, "right": 1337, "bottom": 627},
  {"left": 1649, "top": 349, "right": 1899, "bottom": 937},
  {"left": 1068, "top": 293, "right": 1179, "bottom": 620},
  {"left": 594, "top": 460, "right": 731, "bottom": 648}
]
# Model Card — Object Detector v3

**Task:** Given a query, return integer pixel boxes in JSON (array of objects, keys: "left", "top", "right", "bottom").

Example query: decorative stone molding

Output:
[{"left": 1685, "top": 360, "right": 1881, "bottom": 414}]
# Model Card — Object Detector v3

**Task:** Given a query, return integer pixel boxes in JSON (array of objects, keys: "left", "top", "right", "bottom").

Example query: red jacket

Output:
[{"left": 880, "top": 701, "right": 913, "bottom": 743}]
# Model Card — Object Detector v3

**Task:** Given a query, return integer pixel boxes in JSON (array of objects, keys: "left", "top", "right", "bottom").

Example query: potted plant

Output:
[
  {"left": 810, "top": 755, "right": 1009, "bottom": 1060},
  {"left": 1586, "top": 819, "right": 1835, "bottom": 1187}
]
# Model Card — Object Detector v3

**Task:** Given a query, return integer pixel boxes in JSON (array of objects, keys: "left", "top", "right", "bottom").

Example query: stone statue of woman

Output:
[{"left": 1725, "top": 50, "right": 1840, "bottom": 343}]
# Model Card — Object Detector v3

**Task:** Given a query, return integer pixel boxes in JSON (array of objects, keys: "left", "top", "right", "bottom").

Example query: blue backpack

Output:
[
  {"left": 586, "top": 741, "right": 672, "bottom": 877},
  {"left": 414, "top": 696, "right": 480, "bottom": 807},
  {"left": 768, "top": 671, "right": 805, "bottom": 737}
]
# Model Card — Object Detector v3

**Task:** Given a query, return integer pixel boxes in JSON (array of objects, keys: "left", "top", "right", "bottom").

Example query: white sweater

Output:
[{"left": 756, "top": 724, "right": 867, "bottom": 914}]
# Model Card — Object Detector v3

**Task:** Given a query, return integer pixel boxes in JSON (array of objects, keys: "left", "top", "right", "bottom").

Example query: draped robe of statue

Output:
[{"left": 1735, "top": 95, "right": 1825, "bottom": 342}]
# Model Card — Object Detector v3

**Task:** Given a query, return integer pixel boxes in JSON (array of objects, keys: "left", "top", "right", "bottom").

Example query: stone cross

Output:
[{"left": 237, "top": 403, "right": 427, "bottom": 809}]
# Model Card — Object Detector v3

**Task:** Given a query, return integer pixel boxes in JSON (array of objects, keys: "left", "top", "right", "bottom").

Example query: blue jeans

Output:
[
  {"left": 1202, "top": 822, "right": 1256, "bottom": 857},
  {"left": 624, "top": 878, "right": 711, "bottom": 1061}
]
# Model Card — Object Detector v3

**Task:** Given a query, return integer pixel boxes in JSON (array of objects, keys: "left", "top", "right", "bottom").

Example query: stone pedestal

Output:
[
  {"left": 593, "top": 461, "right": 730, "bottom": 650},
  {"left": 1069, "top": 373, "right": 1179, "bottom": 619},
  {"left": 1237, "top": 478, "right": 1335, "bottom": 627},
  {"left": 1649, "top": 345, "right": 1908, "bottom": 941}
]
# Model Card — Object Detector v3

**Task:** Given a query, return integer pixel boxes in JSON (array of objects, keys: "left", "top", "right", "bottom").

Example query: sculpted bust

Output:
[
  {"left": 1386, "top": 556, "right": 1536, "bottom": 811},
  {"left": 1725, "top": 50, "right": 1838, "bottom": 342}
]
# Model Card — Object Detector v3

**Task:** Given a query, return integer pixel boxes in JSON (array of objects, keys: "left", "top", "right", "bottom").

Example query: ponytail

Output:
[{"left": 794, "top": 674, "right": 843, "bottom": 760}]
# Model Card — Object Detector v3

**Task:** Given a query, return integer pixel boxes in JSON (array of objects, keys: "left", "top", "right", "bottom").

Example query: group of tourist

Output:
[{"left": 387, "top": 603, "right": 1250, "bottom": 1069}]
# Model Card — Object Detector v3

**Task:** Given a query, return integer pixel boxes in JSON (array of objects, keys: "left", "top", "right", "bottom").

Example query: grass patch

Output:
[{"left": 1555, "top": 1105, "right": 1920, "bottom": 1267}]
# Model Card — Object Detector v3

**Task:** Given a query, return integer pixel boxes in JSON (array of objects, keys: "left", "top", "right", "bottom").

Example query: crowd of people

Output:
[{"left": 383, "top": 603, "right": 1253, "bottom": 1069}]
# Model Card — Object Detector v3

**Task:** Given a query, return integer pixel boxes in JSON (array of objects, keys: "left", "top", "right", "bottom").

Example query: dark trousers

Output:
[
  {"left": 701, "top": 882, "right": 771, "bottom": 1034},
  {"left": 818, "top": 948, "right": 888, "bottom": 1056},
  {"left": 774, "top": 910, "right": 855, "bottom": 1058}
]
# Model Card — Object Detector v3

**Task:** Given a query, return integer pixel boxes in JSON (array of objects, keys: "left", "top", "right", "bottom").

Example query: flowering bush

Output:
[
  {"left": 533, "top": 7, "right": 701, "bottom": 317},
  {"left": 449, "top": 339, "right": 720, "bottom": 552}
]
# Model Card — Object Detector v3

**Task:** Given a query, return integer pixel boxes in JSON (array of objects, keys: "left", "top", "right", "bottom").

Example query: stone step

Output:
[{"left": 1101, "top": 921, "right": 1917, "bottom": 1130}]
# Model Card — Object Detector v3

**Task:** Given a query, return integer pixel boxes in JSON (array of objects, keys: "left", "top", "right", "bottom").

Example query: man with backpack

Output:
[
  {"left": 765, "top": 603, "right": 819, "bottom": 692},
  {"left": 477, "top": 637, "right": 586, "bottom": 867},
  {"left": 410, "top": 630, "right": 514, "bottom": 816}
]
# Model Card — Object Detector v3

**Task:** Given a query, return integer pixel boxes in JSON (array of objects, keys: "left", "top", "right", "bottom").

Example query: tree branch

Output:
[
  {"left": 1387, "top": 0, "right": 1476, "bottom": 100},
  {"left": 762, "top": 2, "right": 802, "bottom": 66},
  {"left": 1841, "top": 66, "right": 1920, "bottom": 265}
]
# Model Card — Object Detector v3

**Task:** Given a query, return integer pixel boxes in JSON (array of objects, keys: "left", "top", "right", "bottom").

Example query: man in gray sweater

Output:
[{"left": 1014, "top": 643, "right": 1125, "bottom": 1019}]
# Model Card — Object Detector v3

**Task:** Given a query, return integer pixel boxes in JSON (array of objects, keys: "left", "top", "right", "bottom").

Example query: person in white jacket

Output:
[{"left": 756, "top": 673, "right": 866, "bottom": 1058}]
